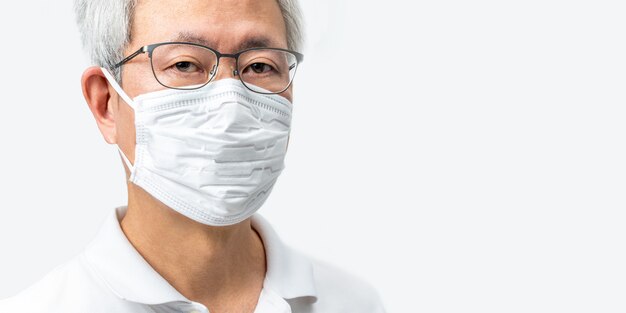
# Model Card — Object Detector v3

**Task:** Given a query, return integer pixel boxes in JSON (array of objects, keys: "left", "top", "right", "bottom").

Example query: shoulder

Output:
[
  {"left": 0, "top": 253, "right": 129, "bottom": 313},
  {"left": 307, "top": 256, "right": 386, "bottom": 313}
]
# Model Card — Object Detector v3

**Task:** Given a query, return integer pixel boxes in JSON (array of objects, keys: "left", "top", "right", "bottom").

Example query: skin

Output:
[{"left": 80, "top": 0, "right": 292, "bottom": 312}]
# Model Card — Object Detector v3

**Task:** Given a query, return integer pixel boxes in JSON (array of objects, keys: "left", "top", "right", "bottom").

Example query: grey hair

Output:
[{"left": 74, "top": 0, "right": 305, "bottom": 80}]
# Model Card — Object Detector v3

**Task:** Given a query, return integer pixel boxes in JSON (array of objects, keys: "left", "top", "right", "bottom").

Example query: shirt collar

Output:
[{"left": 83, "top": 206, "right": 317, "bottom": 305}]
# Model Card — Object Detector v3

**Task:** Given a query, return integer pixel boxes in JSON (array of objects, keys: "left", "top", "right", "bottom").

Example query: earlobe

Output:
[{"left": 81, "top": 66, "right": 117, "bottom": 144}]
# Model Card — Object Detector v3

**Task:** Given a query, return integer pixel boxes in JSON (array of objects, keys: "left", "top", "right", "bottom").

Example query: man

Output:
[{"left": 0, "top": 0, "right": 385, "bottom": 312}]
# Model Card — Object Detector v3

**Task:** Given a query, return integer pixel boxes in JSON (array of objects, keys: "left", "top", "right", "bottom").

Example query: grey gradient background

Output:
[{"left": 1, "top": 0, "right": 626, "bottom": 312}]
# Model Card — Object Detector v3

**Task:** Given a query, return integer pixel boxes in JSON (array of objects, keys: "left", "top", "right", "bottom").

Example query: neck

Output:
[{"left": 119, "top": 183, "right": 267, "bottom": 305}]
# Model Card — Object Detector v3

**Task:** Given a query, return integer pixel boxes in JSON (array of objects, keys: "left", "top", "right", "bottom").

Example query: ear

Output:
[{"left": 81, "top": 66, "right": 117, "bottom": 144}]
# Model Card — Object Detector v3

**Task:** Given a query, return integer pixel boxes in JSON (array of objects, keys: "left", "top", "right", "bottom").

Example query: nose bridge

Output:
[{"left": 213, "top": 54, "right": 238, "bottom": 81}]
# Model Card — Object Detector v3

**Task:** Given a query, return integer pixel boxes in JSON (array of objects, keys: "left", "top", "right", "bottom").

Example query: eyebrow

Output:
[{"left": 171, "top": 32, "right": 279, "bottom": 53}]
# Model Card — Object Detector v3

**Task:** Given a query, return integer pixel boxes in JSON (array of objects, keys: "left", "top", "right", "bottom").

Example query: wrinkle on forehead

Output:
[
  {"left": 172, "top": 32, "right": 281, "bottom": 53},
  {"left": 130, "top": 0, "right": 288, "bottom": 49}
]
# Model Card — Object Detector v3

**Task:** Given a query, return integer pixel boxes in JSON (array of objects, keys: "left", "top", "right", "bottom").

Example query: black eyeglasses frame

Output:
[{"left": 112, "top": 41, "right": 304, "bottom": 95}]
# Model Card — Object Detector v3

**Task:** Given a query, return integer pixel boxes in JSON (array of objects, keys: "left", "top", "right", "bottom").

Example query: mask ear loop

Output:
[
  {"left": 101, "top": 67, "right": 136, "bottom": 109},
  {"left": 101, "top": 67, "right": 137, "bottom": 175},
  {"left": 117, "top": 146, "right": 135, "bottom": 173}
]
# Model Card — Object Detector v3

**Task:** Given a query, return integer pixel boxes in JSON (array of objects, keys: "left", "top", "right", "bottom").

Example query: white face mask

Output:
[{"left": 101, "top": 68, "right": 292, "bottom": 226}]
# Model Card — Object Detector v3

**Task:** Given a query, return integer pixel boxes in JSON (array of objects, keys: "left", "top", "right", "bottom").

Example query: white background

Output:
[{"left": 1, "top": 0, "right": 625, "bottom": 312}]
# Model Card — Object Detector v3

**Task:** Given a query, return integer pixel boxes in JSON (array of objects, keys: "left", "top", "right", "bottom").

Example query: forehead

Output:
[{"left": 131, "top": 0, "right": 287, "bottom": 52}]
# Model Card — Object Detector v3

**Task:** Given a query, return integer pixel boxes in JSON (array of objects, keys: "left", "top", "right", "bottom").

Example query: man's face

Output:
[{"left": 113, "top": 0, "right": 290, "bottom": 164}]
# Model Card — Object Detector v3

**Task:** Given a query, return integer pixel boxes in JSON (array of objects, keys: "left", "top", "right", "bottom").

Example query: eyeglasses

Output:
[{"left": 112, "top": 42, "right": 304, "bottom": 94}]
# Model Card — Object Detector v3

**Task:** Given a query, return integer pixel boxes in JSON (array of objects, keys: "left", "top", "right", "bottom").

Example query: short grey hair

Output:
[{"left": 74, "top": 0, "right": 305, "bottom": 79}]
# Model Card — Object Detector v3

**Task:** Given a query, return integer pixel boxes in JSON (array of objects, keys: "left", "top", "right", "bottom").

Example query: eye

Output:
[
  {"left": 248, "top": 62, "right": 274, "bottom": 74},
  {"left": 173, "top": 61, "right": 200, "bottom": 73}
]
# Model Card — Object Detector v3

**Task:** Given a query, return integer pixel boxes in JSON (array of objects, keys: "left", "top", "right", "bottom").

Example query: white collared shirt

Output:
[{"left": 0, "top": 207, "right": 385, "bottom": 313}]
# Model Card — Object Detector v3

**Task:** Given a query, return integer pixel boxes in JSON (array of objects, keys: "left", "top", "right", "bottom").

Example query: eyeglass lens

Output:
[{"left": 150, "top": 43, "right": 298, "bottom": 93}]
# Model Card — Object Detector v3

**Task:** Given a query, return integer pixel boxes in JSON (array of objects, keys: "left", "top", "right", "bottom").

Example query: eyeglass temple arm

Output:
[
  {"left": 289, "top": 51, "right": 304, "bottom": 70},
  {"left": 112, "top": 46, "right": 149, "bottom": 69}
]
